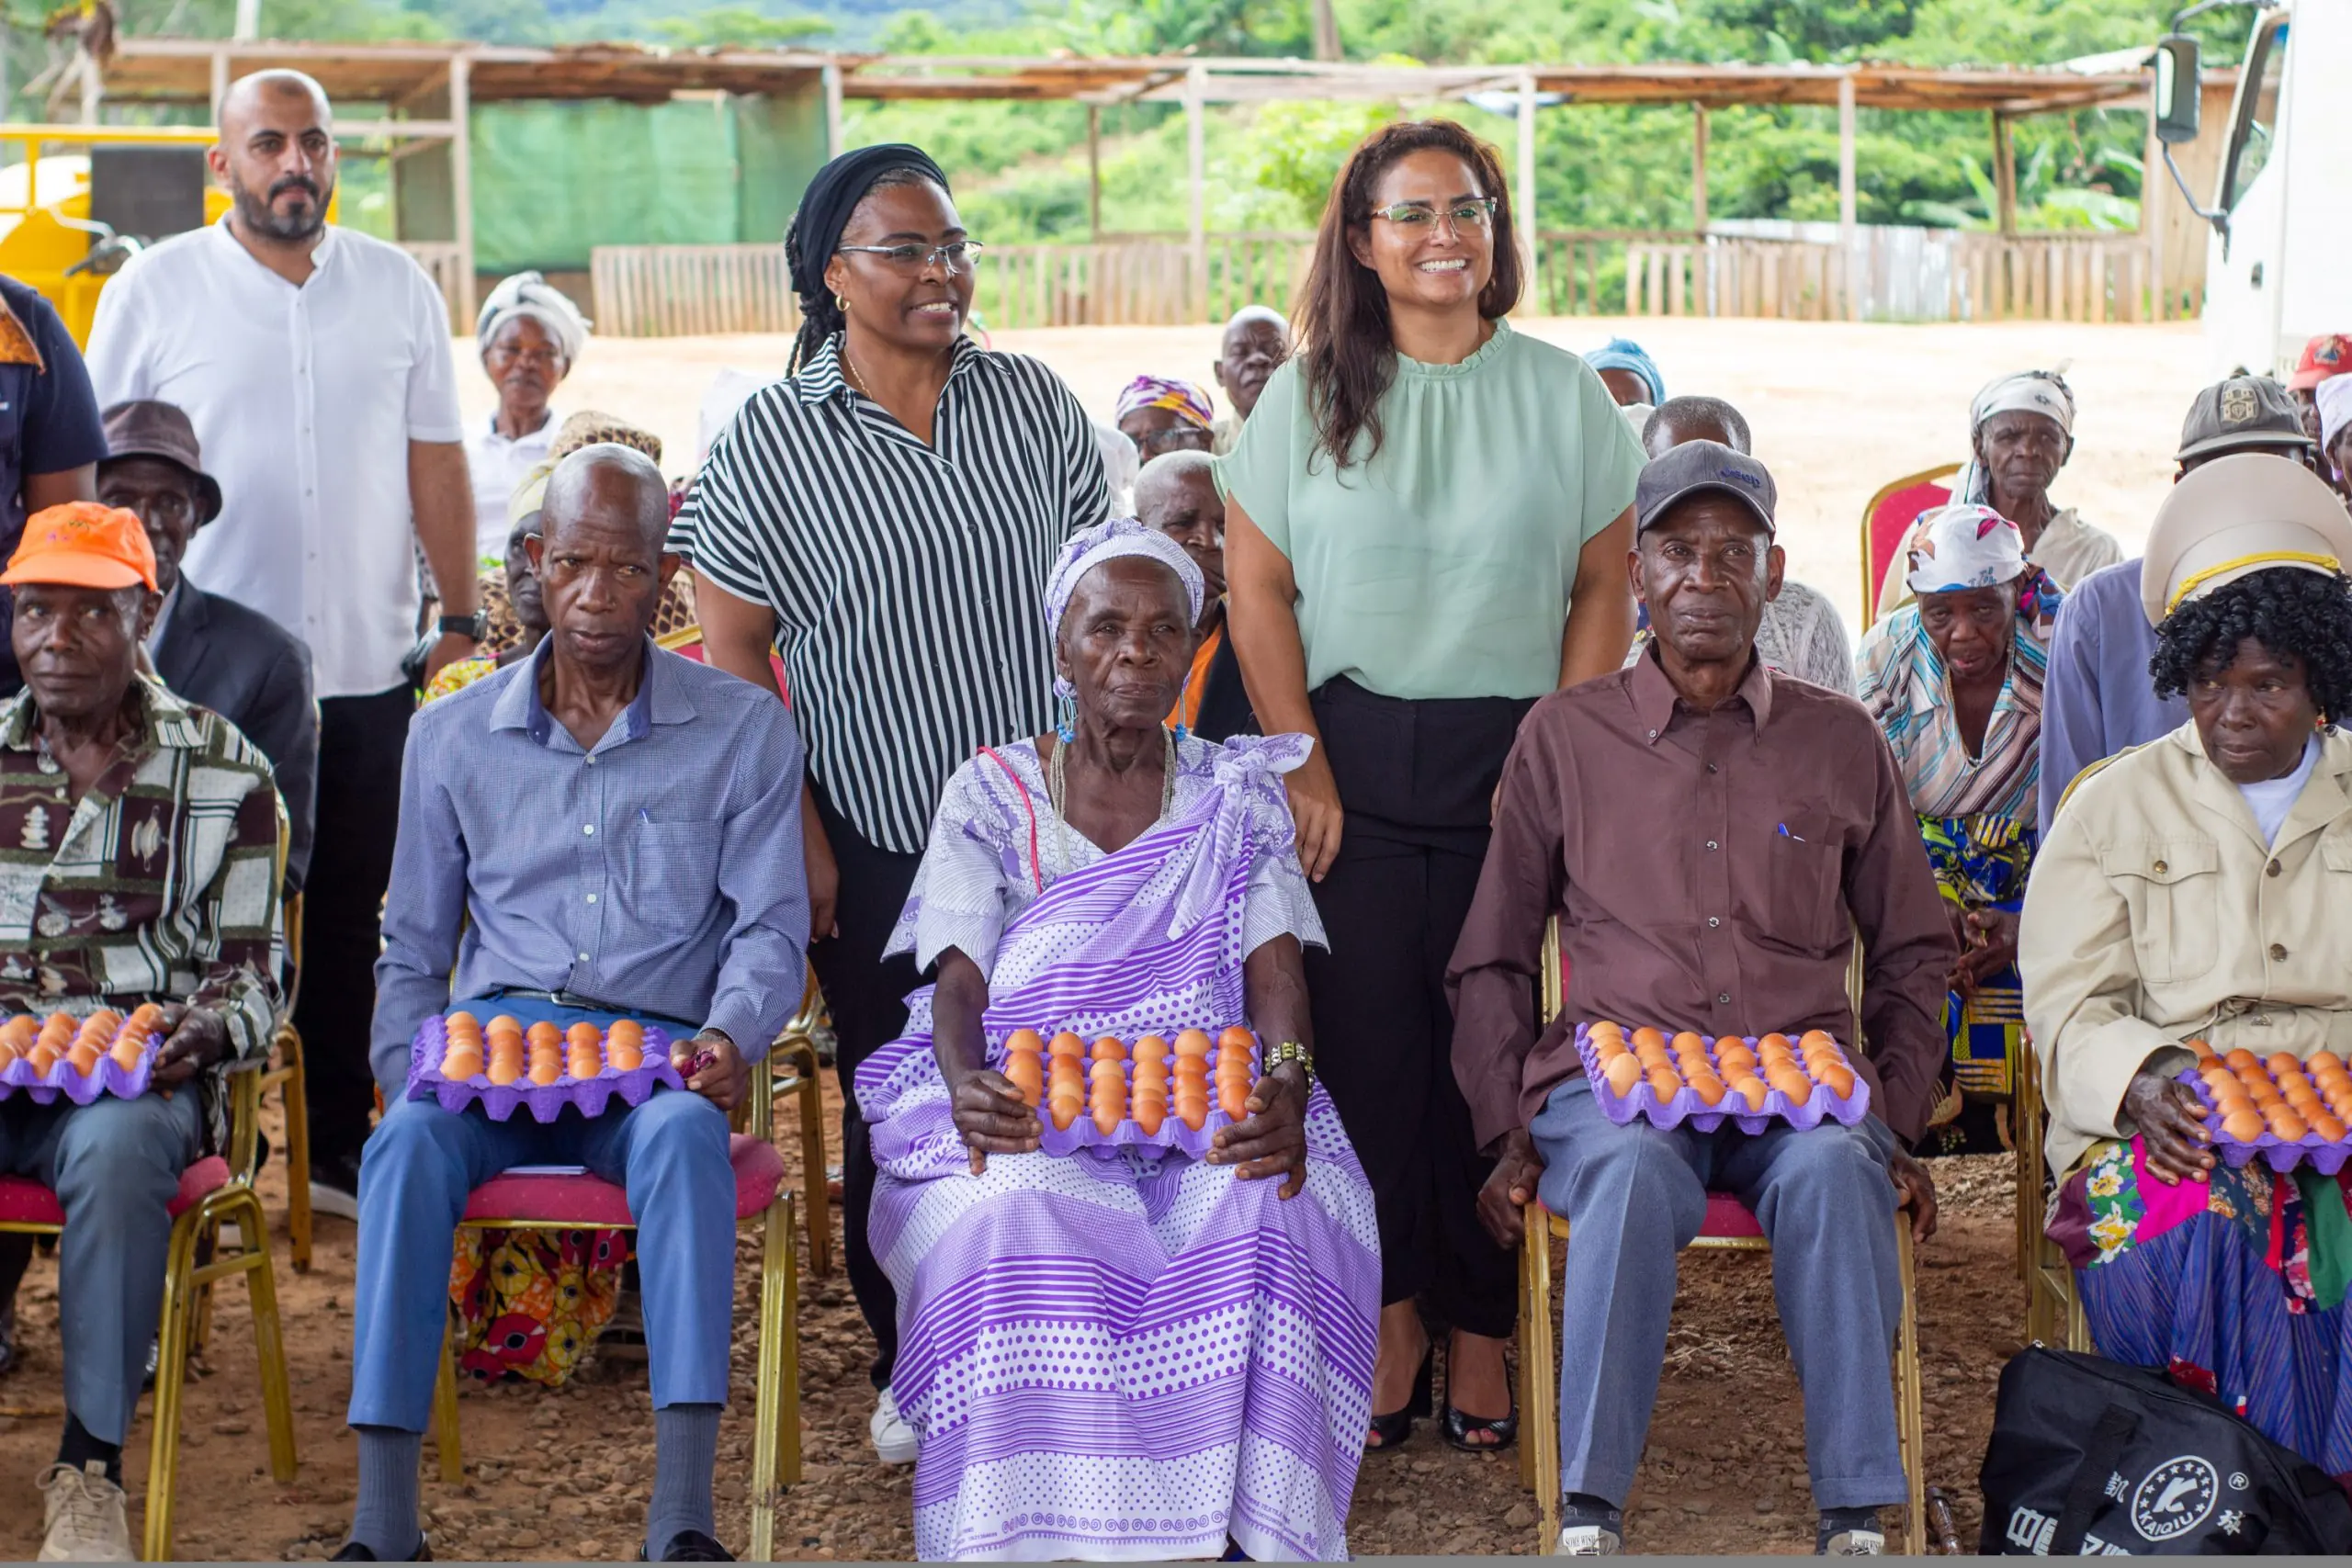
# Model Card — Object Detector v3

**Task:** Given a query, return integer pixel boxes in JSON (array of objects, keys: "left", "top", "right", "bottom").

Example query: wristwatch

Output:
[
  {"left": 438, "top": 611, "right": 488, "bottom": 641},
  {"left": 1262, "top": 1039, "right": 1314, "bottom": 1081}
]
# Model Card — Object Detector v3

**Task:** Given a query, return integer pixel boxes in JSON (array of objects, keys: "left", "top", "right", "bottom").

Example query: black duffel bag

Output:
[{"left": 1980, "top": 1346, "right": 2352, "bottom": 1554}]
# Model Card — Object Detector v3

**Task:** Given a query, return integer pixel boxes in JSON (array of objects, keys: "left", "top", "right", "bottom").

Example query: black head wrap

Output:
[{"left": 785, "top": 142, "right": 953, "bottom": 305}]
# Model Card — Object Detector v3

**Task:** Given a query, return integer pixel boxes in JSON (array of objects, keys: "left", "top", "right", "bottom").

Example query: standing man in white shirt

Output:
[{"left": 85, "top": 69, "right": 479, "bottom": 1218}]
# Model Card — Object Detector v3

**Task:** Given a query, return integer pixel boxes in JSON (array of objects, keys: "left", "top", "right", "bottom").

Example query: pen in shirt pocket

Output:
[{"left": 1777, "top": 822, "right": 1806, "bottom": 842}]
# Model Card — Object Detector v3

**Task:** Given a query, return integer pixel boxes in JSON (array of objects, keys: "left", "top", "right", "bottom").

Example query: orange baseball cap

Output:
[{"left": 1, "top": 503, "right": 158, "bottom": 592}]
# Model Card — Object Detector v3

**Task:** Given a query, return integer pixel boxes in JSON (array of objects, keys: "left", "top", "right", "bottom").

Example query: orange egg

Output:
[
  {"left": 563, "top": 1021, "right": 600, "bottom": 1051},
  {"left": 1670, "top": 1030, "right": 1706, "bottom": 1057},
  {"left": 1726, "top": 1075, "right": 1768, "bottom": 1111},
  {"left": 2267, "top": 1052, "right": 2301, "bottom": 1077},
  {"left": 2211, "top": 1090, "right": 2252, "bottom": 1119},
  {"left": 1133, "top": 1100, "right": 1167, "bottom": 1136},
  {"left": 1603, "top": 1055, "right": 1645, "bottom": 1097},
  {"left": 2188, "top": 1037, "right": 2217, "bottom": 1060},
  {"left": 484, "top": 1014, "right": 522, "bottom": 1037},
  {"left": 1093, "top": 1036, "right": 1127, "bottom": 1063},
  {"left": 1688, "top": 1076, "right": 1726, "bottom": 1107},
  {"left": 125, "top": 1001, "right": 164, "bottom": 1031},
  {"left": 487, "top": 1042, "right": 524, "bottom": 1086},
  {"left": 1769, "top": 1066, "right": 1814, "bottom": 1106},
  {"left": 1799, "top": 1029, "right": 1838, "bottom": 1054},
  {"left": 442, "top": 1049, "right": 483, "bottom": 1080},
  {"left": 1218, "top": 1078, "right": 1250, "bottom": 1121},
  {"left": 1590, "top": 1033, "right": 1629, "bottom": 1063},
  {"left": 528, "top": 1055, "right": 562, "bottom": 1087},
  {"left": 1819, "top": 1065, "right": 1857, "bottom": 1098},
  {"left": 1715, "top": 1043, "right": 1758, "bottom": 1074},
  {"left": 1090, "top": 1094, "right": 1124, "bottom": 1135},
  {"left": 0, "top": 1040, "right": 16, "bottom": 1069},
  {"left": 0, "top": 1014, "right": 33, "bottom": 1043},
  {"left": 2309, "top": 1051, "right": 2346, "bottom": 1077},
  {"left": 26, "top": 1043, "right": 58, "bottom": 1073},
  {"left": 2268, "top": 1109, "right": 2310, "bottom": 1141},
  {"left": 1587, "top": 1021, "right": 1624, "bottom": 1043},
  {"left": 1218, "top": 1025, "right": 1255, "bottom": 1052},
  {"left": 1004, "top": 1055, "right": 1043, "bottom": 1105},
  {"left": 1089, "top": 1058, "right": 1123, "bottom": 1083},
  {"left": 525, "top": 1020, "right": 560, "bottom": 1049},
  {"left": 2245, "top": 1077, "right": 2280, "bottom": 1105},
  {"left": 1645, "top": 1066, "right": 1683, "bottom": 1100},
  {"left": 2222, "top": 1108, "right": 2267, "bottom": 1142},
  {"left": 1006, "top": 1028, "right": 1045, "bottom": 1056},
  {"left": 1173, "top": 1093, "right": 1209, "bottom": 1131},
  {"left": 2310, "top": 1112, "right": 2348, "bottom": 1143},
  {"left": 1047, "top": 1092, "right": 1082, "bottom": 1131},
  {"left": 1630, "top": 1025, "right": 1667, "bottom": 1054},
  {"left": 607, "top": 1017, "right": 644, "bottom": 1045},
  {"left": 568, "top": 1048, "right": 603, "bottom": 1079},
  {"left": 1171, "top": 1056, "right": 1206, "bottom": 1085},
  {"left": 2286, "top": 1085, "right": 2322, "bottom": 1113},
  {"left": 66, "top": 1041, "right": 99, "bottom": 1074},
  {"left": 446, "top": 1010, "right": 479, "bottom": 1034},
  {"left": 606, "top": 1040, "right": 642, "bottom": 1072},
  {"left": 1048, "top": 1031, "right": 1087, "bottom": 1059},
  {"left": 1758, "top": 1032, "right": 1793, "bottom": 1055},
  {"left": 2224, "top": 1048, "right": 2261, "bottom": 1072},
  {"left": 1173, "top": 1029, "right": 1213, "bottom": 1059},
  {"left": 1132, "top": 1034, "right": 1169, "bottom": 1068},
  {"left": 1635, "top": 1042, "right": 1670, "bottom": 1070}
]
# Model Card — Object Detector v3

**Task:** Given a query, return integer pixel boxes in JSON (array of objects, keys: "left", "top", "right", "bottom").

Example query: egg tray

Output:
[
  {"left": 2174, "top": 1066, "right": 2352, "bottom": 1176},
  {"left": 0, "top": 1013, "right": 163, "bottom": 1105},
  {"left": 995, "top": 1029, "right": 1261, "bottom": 1161},
  {"left": 405, "top": 1014, "right": 684, "bottom": 1123},
  {"left": 1574, "top": 1023, "right": 1871, "bottom": 1134}
]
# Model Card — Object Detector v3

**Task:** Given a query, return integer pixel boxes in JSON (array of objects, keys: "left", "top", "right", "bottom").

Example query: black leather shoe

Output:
[
  {"left": 332, "top": 1535, "right": 432, "bottom": 1560},
  {"left": 639, "top": 1530, "right": 733, "bottom": 1562}
]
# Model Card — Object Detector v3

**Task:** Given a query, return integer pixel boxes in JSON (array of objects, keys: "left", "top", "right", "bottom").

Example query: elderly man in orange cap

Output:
[{"left": 0, "top": 503, "right": 282, "bottom": 1561}]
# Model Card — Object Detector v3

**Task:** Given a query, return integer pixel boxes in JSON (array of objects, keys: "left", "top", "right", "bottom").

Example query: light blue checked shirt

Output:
[{"left": 371, "top": 637, "right": 809, "bottom": 1096}]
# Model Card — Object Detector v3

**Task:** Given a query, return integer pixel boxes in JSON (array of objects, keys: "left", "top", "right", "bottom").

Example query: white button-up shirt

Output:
[
  {"left": 85, "top": 219, "right": 465, "bottom": 699},
  {"left": 463, "top": 410, "right": 556, "bottom": 561}
]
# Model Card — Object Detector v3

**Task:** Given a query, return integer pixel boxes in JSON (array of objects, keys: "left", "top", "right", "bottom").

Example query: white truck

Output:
[{"left": 2154, "top": 0, "right": 2351, "bottom": 378}]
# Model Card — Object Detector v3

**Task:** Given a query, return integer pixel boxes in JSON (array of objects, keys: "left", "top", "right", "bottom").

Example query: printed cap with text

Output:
[
  {"left": 0, "top": 503, "right": 159, "bottom": 592},
  {"left": 1635, "top": 439, "right": 1778, "bottom": 537}
]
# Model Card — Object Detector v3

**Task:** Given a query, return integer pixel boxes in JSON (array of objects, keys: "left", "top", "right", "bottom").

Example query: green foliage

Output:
[{"left": 650, "top": 6, "right": 834, "bottom": 46}]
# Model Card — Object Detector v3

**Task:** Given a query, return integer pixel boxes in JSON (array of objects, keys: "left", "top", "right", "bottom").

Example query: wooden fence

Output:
[
  {"left": 590, "top": 229, "right": 2185, "bottom": 335},
  {"left": 400, "top": 243, "right": 469, "bottom": 329}
]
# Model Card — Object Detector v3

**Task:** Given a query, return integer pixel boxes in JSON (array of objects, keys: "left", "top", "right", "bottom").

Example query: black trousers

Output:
[
  {"left": 1305, "top": 678, "right": 1532, "bottom": 1340},
  {"left": 808, "top": 783, "right": 923, "bottom": 1392},
  {"left": 296, "top": 685, "right": 415, "bottom": 1170}
]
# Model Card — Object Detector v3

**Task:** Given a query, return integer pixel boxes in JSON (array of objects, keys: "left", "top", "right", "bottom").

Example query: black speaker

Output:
[{"left": 87, "top": 145, "right": 207, "bottom": 244}]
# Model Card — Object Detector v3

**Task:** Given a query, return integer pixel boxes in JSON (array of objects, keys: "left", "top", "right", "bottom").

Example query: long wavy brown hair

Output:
[{"left": 1295, "top": 119, "right": 1522, "bottom": 470}]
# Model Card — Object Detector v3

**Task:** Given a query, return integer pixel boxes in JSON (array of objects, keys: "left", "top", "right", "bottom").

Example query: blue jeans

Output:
[
  {"left": 1528, "top": 1076, "right": 1905, "bottom": 1511},
  {"left": 348, "top": 998, "right": 733, "bottom": 1430}
]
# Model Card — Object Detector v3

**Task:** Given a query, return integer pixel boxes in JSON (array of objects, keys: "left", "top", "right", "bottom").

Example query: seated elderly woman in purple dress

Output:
[{"left": 855, "top": 520, "right": 1380, "bottom": 1562}]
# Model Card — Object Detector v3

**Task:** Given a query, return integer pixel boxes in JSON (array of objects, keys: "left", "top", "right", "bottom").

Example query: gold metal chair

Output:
[
  {"left": 770, "top": 975, "right": 832, "bottom": 1278},
  {"left": 0, "top": 1058, "right": 300, "bottom": 1560},
  {"left": 1514, "top": 919, "right": 1927, "bottom": 1553},
  {"left": 429, "top": 1054, "right": 803, "bottom": 1560},
  {"left": 254, "top": 888, "right": 313, "bottom": 1271},
  {"left": 2016, "top": 1043, "right": 2091, "bottom": 1351}
]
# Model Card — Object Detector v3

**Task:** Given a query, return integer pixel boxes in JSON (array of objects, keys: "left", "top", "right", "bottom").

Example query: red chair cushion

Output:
[
  {"left": 0, "top": 1155, "right": 230, "bottom": 1226},
  {"left": 1700, "top": 1191, "right": 1764, "bottom": 1239},
  {"left": 460, "top": 1134, "right": 786, "bottom": 1226},
  {"left": 1867, "top": 480, "right": 1952, "bottom": 598}
]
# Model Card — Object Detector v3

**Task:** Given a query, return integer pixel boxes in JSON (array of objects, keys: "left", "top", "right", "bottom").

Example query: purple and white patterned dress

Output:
[{"left": 856, "top": 732, "right": 1380, "bottom": 1562}]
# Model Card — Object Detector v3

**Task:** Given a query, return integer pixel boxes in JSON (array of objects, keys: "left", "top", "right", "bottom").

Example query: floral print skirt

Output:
[{"left": 447, "top": 1226, "right": 630, "bottom": 1387}]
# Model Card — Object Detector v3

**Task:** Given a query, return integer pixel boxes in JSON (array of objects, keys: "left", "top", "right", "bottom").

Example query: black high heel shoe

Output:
[
  {"left": 1439, "top": 1331, "right": 1520, "bottom": 1453},
  {"left": 1365, "top": 1345, "right": 1433, "bottom": 1452}
]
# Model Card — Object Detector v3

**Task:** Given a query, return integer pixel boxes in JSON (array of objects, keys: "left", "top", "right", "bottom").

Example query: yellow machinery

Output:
[{"left": 0, "top": 123, "right": 334, "bottom": 346}]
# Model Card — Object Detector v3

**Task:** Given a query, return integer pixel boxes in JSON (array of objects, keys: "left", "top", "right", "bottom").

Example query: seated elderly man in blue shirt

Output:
[{"left": 339, "top": 445, "right": 808, "bottom": 1564}]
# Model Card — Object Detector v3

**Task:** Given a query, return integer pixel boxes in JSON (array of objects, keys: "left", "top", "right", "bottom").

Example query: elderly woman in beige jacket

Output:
[{"left": 2020, "top": 453, "right": 2352, "bottom": 1482}]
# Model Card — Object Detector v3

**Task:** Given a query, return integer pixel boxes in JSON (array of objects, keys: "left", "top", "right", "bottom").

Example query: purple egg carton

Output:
[
  {"left": 1573, "top": 1023, "right": 1870, "bottom": 1134},
  {"left": 2175, "top": 1066, "right": 2352, "bottom": 1176},
  {"left": 405, "top": 1014, "right": 684, "bottom": 1123},
  {"left": 0, "top": 1027, "right": 160, "bottom": 1104},
  {"left": 999, "top": 1030, "right": 1259, "bottom": 1161}
]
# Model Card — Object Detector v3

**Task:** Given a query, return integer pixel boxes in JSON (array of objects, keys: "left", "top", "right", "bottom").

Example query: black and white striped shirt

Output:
[{"left": 669, "top": 333, "right": 1113, "bottom": 854}]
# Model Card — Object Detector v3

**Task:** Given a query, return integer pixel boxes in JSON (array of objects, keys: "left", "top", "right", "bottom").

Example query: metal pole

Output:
[
  {"left": 209, "top": 49, "right": 230, "bottom": 125},
  {"left": 821, "top": 60, "right": 843, "bottom": 160},
  {"left": 1186, "top": 62, "right": 1206, "bottom": 322},
  {"left": 1517, "top": 71, "right": 1538, "bottom": 311},
  {"left": 1311, "top": 0, "right": 1342, "bottom": 62},
  {"left": 233, "top": 0, "right": 260, "bottom": 40},
  {"left": 449, "top": 52, "right": 476, "bottom": 324},
  {"left": 1992, "top": 110, "right": 2018, "bottom": 236},
  {"left": 1087, "top": 104, "right": 1101, "bottom": 241}
]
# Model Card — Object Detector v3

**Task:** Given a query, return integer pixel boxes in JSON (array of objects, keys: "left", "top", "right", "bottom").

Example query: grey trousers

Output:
[
  {"left": 0, "top": 1089, "right": 203, "bottom": 1443},
  {"left": 1528, "top": 1076, "right": 1906, "bottom": 1511}
]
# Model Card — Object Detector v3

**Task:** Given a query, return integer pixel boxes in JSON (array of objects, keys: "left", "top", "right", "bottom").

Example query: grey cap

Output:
[
  {"left": 1635, "top": 439, "right": 1777, "bottom": 536},
  {"left": 2176, "top": 375, "right": 2314, "bottom": 462}
]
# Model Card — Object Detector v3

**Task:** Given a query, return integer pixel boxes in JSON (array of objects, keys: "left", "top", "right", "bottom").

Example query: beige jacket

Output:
[{"left": 2020, "top": 722, "right": 2352, "bottom": 1175}]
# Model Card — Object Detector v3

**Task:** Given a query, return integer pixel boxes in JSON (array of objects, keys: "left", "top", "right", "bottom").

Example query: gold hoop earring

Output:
[{"left": 835, "top": 294, "right": 849, "bottom": 315}]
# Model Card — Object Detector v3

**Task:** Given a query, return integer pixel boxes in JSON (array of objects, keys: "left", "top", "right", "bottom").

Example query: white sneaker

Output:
[
  {"left": 1555, "top": 1524, "right": 1621, "bottom": 1556},
  {"left": 1821, "top": 1528, "right": 1885, "bottom": 1556},
  {"left": 38, "top": 1461, "right": 133, "bottom": 1562},
  {"left": 869, "top": 1387, "right": 919, "bottom": 1465}
]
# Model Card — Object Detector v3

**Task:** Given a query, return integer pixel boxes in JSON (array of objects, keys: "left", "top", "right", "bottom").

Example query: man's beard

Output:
[{"left": 232, "top": 172, "right": 331, "bottom": 243}]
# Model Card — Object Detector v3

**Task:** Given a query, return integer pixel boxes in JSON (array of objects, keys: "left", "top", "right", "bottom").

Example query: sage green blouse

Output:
[{"left": 1219, "top": 318, "right": 1643, "bottom": 702}]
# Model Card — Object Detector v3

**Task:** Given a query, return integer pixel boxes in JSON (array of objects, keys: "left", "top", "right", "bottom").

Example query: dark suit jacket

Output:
[
  {"left": 153, "top": 578, "right": 319, "bottom": 891},
  {"left": 1191, "top": 623, "right": 1258, "bottom": 745}
]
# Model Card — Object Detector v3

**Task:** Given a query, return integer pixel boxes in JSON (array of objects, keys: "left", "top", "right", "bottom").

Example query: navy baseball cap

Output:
[{"left": 1635, "top": 440, "right": 1777, "bottom": 537}]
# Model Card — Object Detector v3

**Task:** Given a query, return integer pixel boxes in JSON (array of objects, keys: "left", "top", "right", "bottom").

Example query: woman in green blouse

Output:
[{"left": 1221, "top": 119, "right": 1642, "bottom": 1455}]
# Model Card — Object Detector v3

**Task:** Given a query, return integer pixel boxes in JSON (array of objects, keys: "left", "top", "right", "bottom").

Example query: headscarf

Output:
[
  {"left": 1954, "top": 369, "right": 2076, "bottom": 506},
  {"left": 1045, "top": 518, "right": 1204, "bottom": 644},
  {"left": 1903, "top": 502, "right": 2060, "bottom": 638},
  {"left": 2317, "top": 374, "right": 2352, "bottom": 457},
  {"left": 476, "top": 271, "right": 590, "bottom": 365},
  {"left": 1224, "top": 304, "right": 1289, "bottom": 335},
  {"left": 786, "top": 143, "right": 952, "bottom": 307},
  {"left": 1114, "top": 376, "right": 1215, "bottom": 431},
  {"left": 1588, "top": 338, "right": 1664, "bottom": 405}
]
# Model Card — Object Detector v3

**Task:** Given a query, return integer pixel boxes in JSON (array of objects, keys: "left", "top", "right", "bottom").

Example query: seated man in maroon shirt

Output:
[{"left": 1446, "top": 442, "right": 1951, "bottom": 1557}]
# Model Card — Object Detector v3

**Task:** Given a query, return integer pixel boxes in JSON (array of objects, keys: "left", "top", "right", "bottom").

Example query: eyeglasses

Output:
[
  {"left": 1368, "top": 198, "right": 1498, "bottom": 234},
  {"left": 835, "top": 241, "right": 986, "bottom": 275}
]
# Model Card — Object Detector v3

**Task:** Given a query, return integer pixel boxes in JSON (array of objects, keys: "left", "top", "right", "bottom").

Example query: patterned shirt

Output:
[
  {"left": 1855, "top": 601, "right": 2052, "bottom": 822},
  {"left": 0, "top": 678, "right": 284, "bottom": 1149}
]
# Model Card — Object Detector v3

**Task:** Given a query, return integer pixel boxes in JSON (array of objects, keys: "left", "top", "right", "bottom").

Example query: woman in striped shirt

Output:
[{"left": 666, "top": 144, "right": 1112, "bottom": 1461}]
